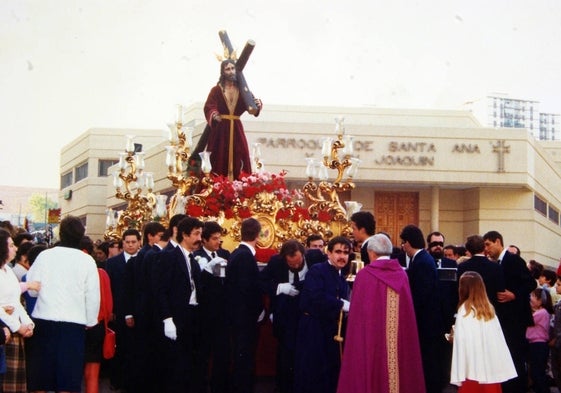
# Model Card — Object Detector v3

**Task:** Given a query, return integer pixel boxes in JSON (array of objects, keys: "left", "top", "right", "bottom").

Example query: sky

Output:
[{"left": 2, "top": 0, "right": 561, "bottom": 189}]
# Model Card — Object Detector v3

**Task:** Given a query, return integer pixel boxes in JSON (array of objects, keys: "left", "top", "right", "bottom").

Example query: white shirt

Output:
[
  {"left": 27, "top": 246, "right": 100, "bottom": 327},
  {"left": 0, "top": 264, "right": 33, "bottom": 332},
  {"left": 178, "top": 245, "right": 198, "bottom": 306},
  {"left": 11, "top": 263, "right": 28, "bottom": 281},
  {"left": 290, "top": 263, "right": 308, "bottom": 284}
]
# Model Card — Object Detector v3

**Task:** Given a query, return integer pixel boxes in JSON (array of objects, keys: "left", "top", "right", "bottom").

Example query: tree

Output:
[{"left": 28, "top": 193, "right": 58, "bottom": 224}]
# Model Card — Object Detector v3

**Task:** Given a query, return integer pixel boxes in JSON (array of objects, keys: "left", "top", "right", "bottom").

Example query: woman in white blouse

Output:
[{"left": 0, "top": 228, "right": 34, "bottom": 393}]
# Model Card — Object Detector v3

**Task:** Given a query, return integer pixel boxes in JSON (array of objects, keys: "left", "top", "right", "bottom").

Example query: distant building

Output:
[
  {"left": 0, "top": 186, "right": 58, "bottom": 230},
  {"left": 58, "top": 127, "right": 165, "bottom": 240},
  {"left": 465, "top": 93, "right": 561, "bottom": 141},
  {"left": 539, "top": 112, "right": 561, "bottom": 141}
]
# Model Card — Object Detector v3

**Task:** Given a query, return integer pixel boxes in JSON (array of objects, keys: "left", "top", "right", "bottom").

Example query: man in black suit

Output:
[
  {"left": 156, "top": 217, "right": 204, "bottom": 393},
  {"left": 105, "top": 228, "right": 141, "bottom": 391},
  {"left": 193, "top": 221, "right": 231, "bottom": 393},
  {"left": 400, "top": 224, "right": 444, "bottom": 393},
  {"left": 457, "top": 235, "right": 505, "bottom": 307},
  {"left": 484, "top": 230, "right": 536, "bottom": 393},
  {"left": 123, "top": 221, "right": 165, "bottom": 393},
  {"left": 350, "top": 211, "right": 376, "bottom": 264},
  {"left": 260, "top": 239, "right": 309, "bottom": 393},
  {"left": 226, "top": 218, "right": 263, "bottom": 393},
  {"left": 426, "top": 231, "right": 458, "bottom": 389}
]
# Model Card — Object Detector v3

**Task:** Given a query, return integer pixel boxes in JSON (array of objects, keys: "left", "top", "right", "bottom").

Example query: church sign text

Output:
[
  {"left": 255, "top": 137, "right": 373, "bottom": 152},
  {"left": 375, "top": 141, "right": 436, "bottom": 167}
]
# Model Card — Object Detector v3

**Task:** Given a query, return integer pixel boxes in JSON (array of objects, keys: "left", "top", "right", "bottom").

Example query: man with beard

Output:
[
  {"left": 260, "top": 239, "right": 310, "bottom": 393},
  {"left": 191, "top": 59, "right": 263, "bottom": 180},
  {"left": 156, "top": 217, "right": 204, "bottom": 393},
  {"left": 426, "top": 231, "right": 458, "bottom": 389}
]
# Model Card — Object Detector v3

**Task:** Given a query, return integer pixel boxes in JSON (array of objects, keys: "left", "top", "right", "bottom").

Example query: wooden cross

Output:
[
  {"left": 492, "top": 139, "right": 510, "bottom": 173},
  {"left": 218, "top": 30, "right": 259, "bottom": 115}
]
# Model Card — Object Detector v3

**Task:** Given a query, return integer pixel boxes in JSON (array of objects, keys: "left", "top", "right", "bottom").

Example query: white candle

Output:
[
  {"left": 145, "top": 172, "right": 154, "bottom": 189},
  {"left": 321, "top": 138, "right": 332, "bottom": 157},
  {"left": 199, "top": 151, "right": 212, "bottom": 174},
  {"left": 305, "top": 158, "right": 315, "bottom": 178},
  {"left": 176, "top": 104, "right": 183, "bottom": 124},
  {"left": 125, "top": 135, "right": 135, "bottom": 153},
  {"left": 165, "top": 146, "right": 176, "bottom": 167}
]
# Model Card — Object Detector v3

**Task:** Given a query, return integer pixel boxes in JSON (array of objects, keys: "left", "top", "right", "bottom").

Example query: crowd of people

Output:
[{"left": 0, "top": 212, "right": 560, "bottom": 393}]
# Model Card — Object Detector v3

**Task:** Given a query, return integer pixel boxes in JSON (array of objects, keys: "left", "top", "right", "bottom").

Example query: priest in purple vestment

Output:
[{"left": 337, "top": 234, "right": 426, "bottom": 393}]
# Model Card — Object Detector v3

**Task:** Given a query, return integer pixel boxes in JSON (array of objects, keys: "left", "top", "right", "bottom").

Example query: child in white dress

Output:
[{"left": 450, "top": 271, "right": 517, "bottom": 393}]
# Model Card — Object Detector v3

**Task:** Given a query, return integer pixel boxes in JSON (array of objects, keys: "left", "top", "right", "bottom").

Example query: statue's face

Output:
[{"left": 222, "top": 61, "right": 236, "bottom": 82}]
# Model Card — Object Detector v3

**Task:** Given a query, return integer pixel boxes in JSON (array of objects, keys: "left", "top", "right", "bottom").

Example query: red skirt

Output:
[{"left": 459, "top": 379, "right": 502, "bottom": 393}]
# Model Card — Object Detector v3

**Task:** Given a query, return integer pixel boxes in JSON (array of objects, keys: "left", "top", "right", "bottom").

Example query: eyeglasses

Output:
[{"left": 429, "top": 241, "right": 444, "bottom": 248}]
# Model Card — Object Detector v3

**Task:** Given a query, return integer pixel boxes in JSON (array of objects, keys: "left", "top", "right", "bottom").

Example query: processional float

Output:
[{"left": 105, "top": 31, "right": 363, "bottom": 260}]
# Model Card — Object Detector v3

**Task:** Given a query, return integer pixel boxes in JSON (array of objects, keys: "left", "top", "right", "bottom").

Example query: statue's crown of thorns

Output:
[{"left": 216, "top": 45, "right": 237, "bottom": 62}]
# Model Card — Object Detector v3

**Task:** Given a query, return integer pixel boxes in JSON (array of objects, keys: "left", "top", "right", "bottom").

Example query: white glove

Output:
[
  {"left": 277, "top": 283, "right": 299, "bottom": 296},
  {"left": 341, "top": 299, "right": 350, "bottom": 313},
  {"left": 204, "top": 257, "right": 226, "bottom": 274},
  {"left": 257, "top": 309, "right": 265, "bottom": 323},
  {"left": 163, "top": 318, "right": 177, "bottom": 340},
  {"left": 287, "top": 287, "right": 300, "bottom": 297}
]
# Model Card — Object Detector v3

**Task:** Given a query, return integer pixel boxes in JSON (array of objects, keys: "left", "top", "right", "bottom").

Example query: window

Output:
[
  {"left": 534, "top": 194, "right": 547, "bottom": 216},
  {"left": 98, "top": 159, "right": 119, "bottom": 177},
  {"left": 60, "top": 171, "right": 73, "bottom": 189},
  {"left": 75, "top": 162, "right": 88, "bottom": 182},
  {"left": 549, "top": 205, "right": 559, "bottom": 225}
]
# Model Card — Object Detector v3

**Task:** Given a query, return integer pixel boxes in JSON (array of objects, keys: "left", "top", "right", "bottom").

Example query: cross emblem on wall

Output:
[{"left": 492, "top": 139, "right": 510, "bottom": 173}]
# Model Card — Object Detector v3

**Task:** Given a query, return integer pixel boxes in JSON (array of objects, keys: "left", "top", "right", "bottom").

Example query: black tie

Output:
[
  {"left": 187, "top": 253, "right": 196, "bottom": 292},
  {"left": 291, "top": 270, "right": 300, "bottom": 285},
  {"left": 211, "top": 252, "right": 216, "bottom": 259}
]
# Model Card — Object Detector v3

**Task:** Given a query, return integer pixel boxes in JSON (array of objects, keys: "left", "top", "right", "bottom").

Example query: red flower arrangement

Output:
[{"left": 185, "top": 170, "right": 304, "bottom": 220}]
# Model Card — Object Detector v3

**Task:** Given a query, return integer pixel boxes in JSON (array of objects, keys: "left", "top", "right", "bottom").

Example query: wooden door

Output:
[{"left": 374, "top": 192, "right": 419, "bottom": 246}]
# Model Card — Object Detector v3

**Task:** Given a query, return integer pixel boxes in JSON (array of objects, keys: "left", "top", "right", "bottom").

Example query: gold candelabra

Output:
[
  {"left": 303, "top": 117, "right": 361, "bottom": 222},
  {"left": 165, "top": 105, "right": 214, "bottom": 219},
  {"left": 104, "top": 135, "right": 156, "bottom": 239}
]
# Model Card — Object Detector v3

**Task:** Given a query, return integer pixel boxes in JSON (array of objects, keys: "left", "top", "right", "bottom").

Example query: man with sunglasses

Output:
[
  {"left": 426, "top": 231, "right": 458, "bottom": 391},
  {"left": 294, "top": 236, "right": 352, "bottom": 393}
]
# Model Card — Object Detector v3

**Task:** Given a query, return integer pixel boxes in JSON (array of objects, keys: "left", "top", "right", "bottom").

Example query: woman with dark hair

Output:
[
  {"left": 0, "top": 228, "right": 34, "bottom": 393},
  {"left": 26, "top": 216, "right": 100, "bottom": 393}
]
